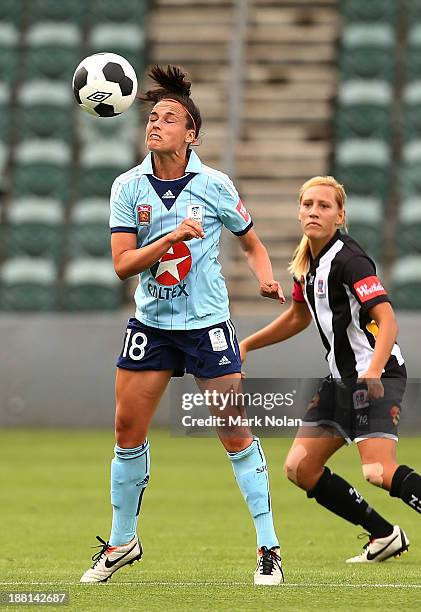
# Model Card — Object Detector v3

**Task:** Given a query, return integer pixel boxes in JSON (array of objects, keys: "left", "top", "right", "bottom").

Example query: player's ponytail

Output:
[
  {"left": 289, "top": 235, "right": 312, "bottom": 280},
  {"left": 139, "top": 64, "right": 202, "bottom": 139},
  {"left": 144, "top": 65, "right": 192, "bottom": 99},
  {"left": 289, "top": 176, "right": 347, "bottom": 279}
]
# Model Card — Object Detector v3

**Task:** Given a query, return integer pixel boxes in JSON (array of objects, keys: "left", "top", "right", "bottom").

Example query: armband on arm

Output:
[{"left": 292, "top": 278, "right": 305, "bottom": 303}]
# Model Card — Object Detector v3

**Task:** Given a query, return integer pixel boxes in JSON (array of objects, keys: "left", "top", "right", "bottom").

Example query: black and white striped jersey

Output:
[{"left": 292, "top": 230, "right": 405, "bottom": 380}]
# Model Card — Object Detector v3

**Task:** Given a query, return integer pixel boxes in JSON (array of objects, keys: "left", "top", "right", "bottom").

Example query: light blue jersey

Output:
[{"left": 110, "top": 150, "right": 253, "bottom": 330}]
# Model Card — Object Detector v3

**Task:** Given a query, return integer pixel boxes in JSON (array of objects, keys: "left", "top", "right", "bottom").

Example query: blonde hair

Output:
[{"left": 288, "top": 176, "right": 347, "bottom": 280}]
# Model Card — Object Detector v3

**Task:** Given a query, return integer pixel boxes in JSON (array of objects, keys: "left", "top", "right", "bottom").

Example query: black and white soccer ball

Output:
[{"left": 72, "top": 52, "right": 138, "bottom": 117}]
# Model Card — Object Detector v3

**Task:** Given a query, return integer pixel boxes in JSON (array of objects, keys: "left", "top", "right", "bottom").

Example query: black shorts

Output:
[
  {"left": 116, "top": 318, "right": 242, "bottom": 378},
  {"left": 302, "top": 373, "right": 407, "bottom": 443}
]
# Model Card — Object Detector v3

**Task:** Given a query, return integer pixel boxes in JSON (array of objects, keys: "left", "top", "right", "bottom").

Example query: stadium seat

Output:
[
  {"left": 0, "top": 142, "right": 7, "bottom": 190},
  {"left": 24, "top": 23, "right": 82, "bottom": 82},
  {"left": 339, "top": 24, "right": 396, "bottom": 82},
  {"left": 0, "top": 257, "right": 57, "bottom": 311},
  {"left": 16, "top": 80, "right": 73, "bottom": 141},
  {"left": 400, "top": 140, "right": 421, "bottom": 198},
  {"left": 62, "top": 258, "right": 122, "bottom": 310},
  {"left": 406, "top": 24, "right": 421, "bottom": 82},
  {"left": 90, "top": 0, "right": 150, "bottom": 24},
  {"left": 402, "top": 81, "right": 421, "bottom": 141},
  {"left": 88, "top": 24, "right": 146, "bottom": 73},
  {"left": 0, "top": 0, "right": 24, "bottom": 25},
  {"left": 406, "top": 0, "right": 421, "bottom": 22},
  {"left": 4, "top": 198, "right": 64, "bottom": 261},
  {"left": 335, "top": 139, "right": 391, "bottom": 199},
  {"left": 335, "top": 80, "right": 392, "bottom": 140},
  {"left": 27, "top": 0, "right": 87, "bottom": 24},
  {"left": 77, "top": 110, "right": 139, "bottom": 146},
  {"left": 79, "top": 141, "right": 136, "bottom": 198},
  {"left": 0, "top": 82, "right": 11, "bottom": 143},
  {"left": 346, "top": 196, "right": 383, "bottom": 258},
  {"left": 340, "top": 0, "right": 397, "bottom": 24},
  {"left": 14, "top": 140, "right": 72, "bottom": 199},
  {"left": 390, "top": 255, "right": 421, "bottom": 309},
  {"left": 0, "top": 23, "right": 20, "bottom": 85},
  {"left": 397, "top": 198, "right": 421, "bottom": 255},
  {"left": 68, "top": 200, "right": 110, "bottom": 257}
]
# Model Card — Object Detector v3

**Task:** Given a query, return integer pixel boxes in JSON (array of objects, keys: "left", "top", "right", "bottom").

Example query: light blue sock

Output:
[
  {"left": 228, "top": 438, "right": 279, "bottom": 549},
  {"left": 109, "top": 440, "right": 150, "bottom": 546}
]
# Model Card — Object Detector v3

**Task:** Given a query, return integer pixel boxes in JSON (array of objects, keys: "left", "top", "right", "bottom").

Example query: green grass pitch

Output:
[{"left": 0, "top": 430, "right": 420, "bottom": 611}]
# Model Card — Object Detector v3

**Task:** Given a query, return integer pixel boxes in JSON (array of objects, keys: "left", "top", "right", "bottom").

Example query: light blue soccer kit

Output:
[
  {"left": 110, "top": 149, "right": 252, "bottom": 330},
  {"left": 110, "top": 149, "right": 251, "bottom": 378},
  {"left": 108, "top": 150, "right": 279, "bottom": 552}
]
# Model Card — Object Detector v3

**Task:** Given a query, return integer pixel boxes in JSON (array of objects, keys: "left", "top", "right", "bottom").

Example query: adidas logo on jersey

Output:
[
  {"left": 218, "top": 356, "right": 231, "bottom": 365},
  {"left": 162, "top": 190, "right": 175, "bottom": 199}
]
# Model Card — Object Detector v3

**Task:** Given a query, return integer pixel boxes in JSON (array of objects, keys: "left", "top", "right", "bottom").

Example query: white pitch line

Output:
[{"left": 0, "top": 582, "right": 420, "bottom": 588}]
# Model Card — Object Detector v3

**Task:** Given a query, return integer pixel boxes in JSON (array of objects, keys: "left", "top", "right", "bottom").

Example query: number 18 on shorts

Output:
[{"left": 116, "top": 318, "right": 242, "bottom": 378}]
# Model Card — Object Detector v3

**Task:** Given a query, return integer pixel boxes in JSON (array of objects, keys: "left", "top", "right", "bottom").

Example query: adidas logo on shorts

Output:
[{"left": 218, "top": 355, "right": 231, "bottom": 365}]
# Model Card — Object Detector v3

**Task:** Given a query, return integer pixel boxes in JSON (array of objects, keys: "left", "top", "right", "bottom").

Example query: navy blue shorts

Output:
[{"left": 116, "top": 318, "right": 242, "bottom": 379}]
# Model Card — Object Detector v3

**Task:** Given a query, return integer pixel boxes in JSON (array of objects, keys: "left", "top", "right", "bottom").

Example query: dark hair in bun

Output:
[{"left": 139, "top": 64, "right": 201, "bottom": 138}]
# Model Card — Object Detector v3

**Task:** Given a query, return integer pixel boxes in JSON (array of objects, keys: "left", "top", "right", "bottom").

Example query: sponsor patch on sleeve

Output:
[
  {"left": 353, "top": 276, "right": 387, "bottom": 303},
  {"left": 236, "top": 199, "right": 250, "bottom": 222}
]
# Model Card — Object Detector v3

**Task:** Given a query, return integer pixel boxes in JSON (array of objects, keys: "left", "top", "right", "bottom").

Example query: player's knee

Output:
[
  {"left": 115, "top": 414, "right": 147, "bottom": 447},
  {"left": 283, "top": 444, "right": 308, "bottom": 486},
  {"left": 362, "top": 462, "right": 384, "bottom": 487}
]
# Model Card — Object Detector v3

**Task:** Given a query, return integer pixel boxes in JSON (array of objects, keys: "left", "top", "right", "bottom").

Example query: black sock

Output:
[
  {"left": 308, "top": 467, "right": 394, "bottom": 538},
  {"left": 390, "top": 465, "right": 421, "bottom": 514}
]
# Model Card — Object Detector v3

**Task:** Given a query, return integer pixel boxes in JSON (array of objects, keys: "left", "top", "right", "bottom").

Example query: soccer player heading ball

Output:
[
  {"left": 80, "top": 65, "right": 285, "bottom": 585},
  {"left": 241, "top": 176, "right": 421, "bottom": 563}
]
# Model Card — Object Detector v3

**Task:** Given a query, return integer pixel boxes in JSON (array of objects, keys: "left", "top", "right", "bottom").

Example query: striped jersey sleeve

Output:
[
  {"left": 216, "top": 177, "right": 253, "bottom": 236},
  {"left": 109, "top": 177, "right": 137, "bottom": 232}
]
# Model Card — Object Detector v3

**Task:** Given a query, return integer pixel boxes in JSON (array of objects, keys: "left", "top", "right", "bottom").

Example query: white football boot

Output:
[
  {"left": 254, "top": 546, "right": 284, "bottom": 585},
  {"left": 346, "top": 525, "right": 409, "bottom": 563},
  {"left": 80, "top": 535, "right": 142, "bottom": 583}
]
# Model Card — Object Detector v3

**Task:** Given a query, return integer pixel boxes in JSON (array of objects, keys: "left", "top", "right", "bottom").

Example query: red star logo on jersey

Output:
[{"left": 150, "top": 242, "right": 192, "bottom": 286}]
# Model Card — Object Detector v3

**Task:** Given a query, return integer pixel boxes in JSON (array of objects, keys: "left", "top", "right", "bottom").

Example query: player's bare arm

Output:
[
  {"left": 112, "top": 218, "right": 204, "bottom": 280},
  {"left": 238, "top": 229, "right": 285, "bottom": 303},
  {"left": 240, "top": 300, "right": 312, "bottom": 362},
  {"left": 359, "top": 302, "right": 399, "bottom": 398}
]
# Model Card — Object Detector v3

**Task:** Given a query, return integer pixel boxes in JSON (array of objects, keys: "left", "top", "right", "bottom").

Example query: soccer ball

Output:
[{"left": 72, "top": 52, "right": 138, "bottom": 117}]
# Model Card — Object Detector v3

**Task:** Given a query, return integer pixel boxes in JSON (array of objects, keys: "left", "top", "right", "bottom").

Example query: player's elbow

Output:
[
  {"left": 114, "top": 261, "right": 131, "bottom": 281},
  {"left": 115, "top": 269, "right": 128, "bottom": 281},
  {"left": 292, "top": 312, "right": 312, "bottom": 333}
]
